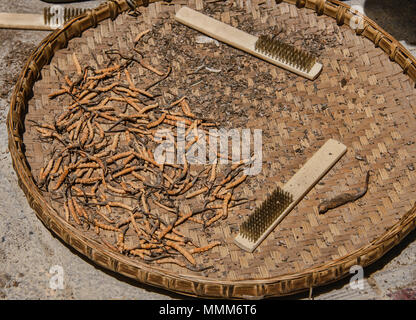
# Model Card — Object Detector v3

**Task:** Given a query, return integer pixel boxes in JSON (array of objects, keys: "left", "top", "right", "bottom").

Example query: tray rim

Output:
[{"left": 6, "top": 0, "right": 416, "bottom": 299}]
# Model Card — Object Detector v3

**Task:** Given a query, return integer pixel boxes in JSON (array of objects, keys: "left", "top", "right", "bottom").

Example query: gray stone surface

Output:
[{"left": 0, "top": 0, "right": 415, "bottom": 300}]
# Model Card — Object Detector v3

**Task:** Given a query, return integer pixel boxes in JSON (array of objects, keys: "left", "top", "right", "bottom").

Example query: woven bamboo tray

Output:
[{"left": 7, "top": 0, "right": 416, "bottom": 299}]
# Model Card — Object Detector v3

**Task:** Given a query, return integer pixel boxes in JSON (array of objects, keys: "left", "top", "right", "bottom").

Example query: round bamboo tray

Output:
[{"left": 7, "top": 0, "right": 416, "bottom": 299}]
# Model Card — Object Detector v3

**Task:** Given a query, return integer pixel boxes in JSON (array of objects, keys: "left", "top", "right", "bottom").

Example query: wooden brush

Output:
[
  {"left": 234, "top": 139, "right": 347, "bottom": 253},
  {"left": 0, "top": 7, "right": 89, "bottom": 31},
  {"left": 175, "top": 6, "right": 323, "bottom": 80}
]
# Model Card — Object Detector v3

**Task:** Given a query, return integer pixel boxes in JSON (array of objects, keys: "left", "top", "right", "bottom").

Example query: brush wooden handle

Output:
[
  {"left": 235, "top": 139, "right": 347, "bottom": 252},
  {"left": 175, "top": 6, "right": 323, "bottom": 80},
  {"left": 0, "top": 13, "right": 54, "bottom": 31}
]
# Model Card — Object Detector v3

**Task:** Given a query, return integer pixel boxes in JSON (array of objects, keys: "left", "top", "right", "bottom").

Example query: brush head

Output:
[
  {"left": 239, "top": 187, "right": 293, "bottom": 243},
  {"left": 43, "top": 7, "right": 89, "bottom": 26},
  {"left": 255, "top": 35, "right": 317, "bottom": 74}
]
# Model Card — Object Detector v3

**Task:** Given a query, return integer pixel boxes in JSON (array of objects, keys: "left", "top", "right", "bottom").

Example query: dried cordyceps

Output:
[{"left": 32, "top": 29, "right": 254, "bottom": 272}]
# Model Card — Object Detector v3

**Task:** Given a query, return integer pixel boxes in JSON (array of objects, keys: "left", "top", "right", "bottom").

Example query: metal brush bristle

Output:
[
  {"left": 43, "top": 7, "right": 90, "bottom": 26},
  {"left": 239, "top": 187, "right": 293, "bottom": 242},
  {"left": 255, "top": 35, "right": 316, "bottom": 73}
]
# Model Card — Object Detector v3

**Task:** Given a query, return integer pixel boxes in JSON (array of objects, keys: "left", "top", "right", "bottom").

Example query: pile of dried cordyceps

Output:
[{"left": 31, "top": 30, "right": 252, "bottom": 271}]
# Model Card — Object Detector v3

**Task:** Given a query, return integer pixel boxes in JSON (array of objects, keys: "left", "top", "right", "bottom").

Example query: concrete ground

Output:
[{"left": 0, "top": 0, "right": 415, "bottom": 300}]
